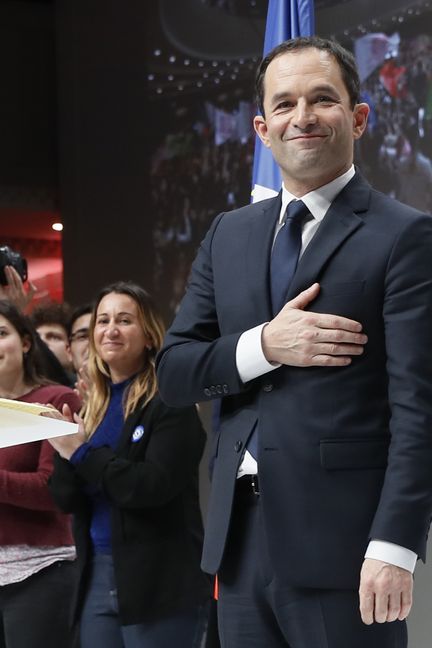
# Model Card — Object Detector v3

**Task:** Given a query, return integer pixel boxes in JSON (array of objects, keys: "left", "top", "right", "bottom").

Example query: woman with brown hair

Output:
[
  {"left": 0, "top": 300, "right": 80, "bottom": 648},
  {"left": 48, "top": 282, "right": 210, "bottom": 648}
]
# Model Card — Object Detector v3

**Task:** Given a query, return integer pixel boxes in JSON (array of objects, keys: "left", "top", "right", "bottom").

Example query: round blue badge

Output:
[{"left": 132, "top": 425, "right": 144, "bottom": 443}]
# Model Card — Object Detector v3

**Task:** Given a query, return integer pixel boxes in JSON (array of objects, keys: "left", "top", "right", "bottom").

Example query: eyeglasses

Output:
[{"left": 69, "top": 329, "right": 89, "bottom": 343}]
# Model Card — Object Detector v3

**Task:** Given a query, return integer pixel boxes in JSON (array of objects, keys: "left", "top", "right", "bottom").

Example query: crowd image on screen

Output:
[
  {"left": 356, "top": 33, "right": 432, "bottom": 211},
  {"left": 150, "top": 96, "right": 255, "bottom": 316},
  {"left": 152, "top": 143, "right": 253, "bottom": 310}
]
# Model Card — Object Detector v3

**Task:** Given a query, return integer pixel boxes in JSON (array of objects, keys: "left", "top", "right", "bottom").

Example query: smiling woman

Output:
[
  {"left": 48, "top": 282, "right": 210, "bottom": 648},
  {"left": 92, "top": 292, "right": 151, "bottom": 385}
]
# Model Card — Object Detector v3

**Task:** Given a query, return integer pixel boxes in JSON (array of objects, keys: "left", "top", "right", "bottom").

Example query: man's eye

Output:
[
  {"left": 316, "top": 96, "right": 334, "bottom": 103},
  {"left": 275, "top": 101, "right": 292, "bottom": 110},
  {"left": 71, "top": 332, "right": 88, "bottom": 343}
]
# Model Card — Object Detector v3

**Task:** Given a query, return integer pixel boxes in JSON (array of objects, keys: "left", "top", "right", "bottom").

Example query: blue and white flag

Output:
[{"left": 251, "top": 0, "right": 315, "bottom": 203}]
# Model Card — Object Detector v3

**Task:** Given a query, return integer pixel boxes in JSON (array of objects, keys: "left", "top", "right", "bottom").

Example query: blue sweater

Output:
[{"left": 70, "top": 379, "right": 130, "bottom": 553}]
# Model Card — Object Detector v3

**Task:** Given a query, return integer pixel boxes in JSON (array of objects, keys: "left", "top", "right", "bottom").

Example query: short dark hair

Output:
[
  {"left": 31, "top": 302, "right": 70, "bottom": 333},
  {"left": 67, "top": 303, "right": 94, "bottom": 339},
  {"left": 255, "top": 36, "right": 361, "bottom": 116}
]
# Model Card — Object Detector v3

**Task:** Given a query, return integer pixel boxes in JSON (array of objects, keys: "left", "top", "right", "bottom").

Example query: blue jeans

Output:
[{"left": 80, "top": 554, "right": 206, "bottom": 648}]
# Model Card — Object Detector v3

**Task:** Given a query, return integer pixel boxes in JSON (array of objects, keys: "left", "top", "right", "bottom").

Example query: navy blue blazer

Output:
[{"left": 157, "top": 172, "right": 432, "bottom": 590}]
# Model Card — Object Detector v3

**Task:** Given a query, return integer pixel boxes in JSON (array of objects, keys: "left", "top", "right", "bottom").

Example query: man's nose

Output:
[{"left": 292, "top": 100, "right": 317, "bottom": 129}]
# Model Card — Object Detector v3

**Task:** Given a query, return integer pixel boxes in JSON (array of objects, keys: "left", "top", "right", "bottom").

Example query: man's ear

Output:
[
  {"left": 352, "top": 103, "right": 369, "bottom": 140},
  {"left": 253, "top": 114, "right": 272, "bottom": 148},
  {"left": 66, "top": 343, "right": 73, "bottom": 364}
]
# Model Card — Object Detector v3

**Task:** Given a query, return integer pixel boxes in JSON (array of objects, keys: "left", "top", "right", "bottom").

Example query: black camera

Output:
[{"left": 0, "top": 246, "right": 28, "bottom": 286}]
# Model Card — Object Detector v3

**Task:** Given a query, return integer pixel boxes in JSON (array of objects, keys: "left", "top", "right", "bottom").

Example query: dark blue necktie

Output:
[
  {"left": 246, "top": 200, "right": 309, "bottom": 461},
  {"left": 270, "top": 199, "right": 309, "bottom": 316}
]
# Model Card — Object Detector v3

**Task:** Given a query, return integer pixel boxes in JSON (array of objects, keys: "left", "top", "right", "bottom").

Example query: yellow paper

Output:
[{"left": 0, "top": 398, "right": 55, "bottom": 416}]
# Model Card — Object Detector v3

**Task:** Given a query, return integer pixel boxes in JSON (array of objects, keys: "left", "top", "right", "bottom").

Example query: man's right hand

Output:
[{"left": 262, "top": 283, "right": 367, "bottom": 367}]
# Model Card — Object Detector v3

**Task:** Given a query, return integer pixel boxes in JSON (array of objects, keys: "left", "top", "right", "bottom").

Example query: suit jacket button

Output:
[
  {"left": 234, "top": 440, "right": 243, "bottom": 453},
  {"left": 263, "top": 382, "right": 273, "bottom": 392},
  {"left": 204, "top": 388, "right": 211, "bottom": 397}
]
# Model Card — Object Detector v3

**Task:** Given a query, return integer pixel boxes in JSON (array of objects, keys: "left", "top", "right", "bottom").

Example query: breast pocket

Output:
[
  {"left": 318, "top": 280, "right": 366, "bottom": 297},
  {"left": 320, "top": 436, "right": 390, "bottom": 470},
  {"left": 308, "top": 281, "right": 367, "bottom": 320}
]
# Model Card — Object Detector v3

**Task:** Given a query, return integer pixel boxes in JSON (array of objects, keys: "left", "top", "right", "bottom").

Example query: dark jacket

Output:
[
  {"left": 49, "top": 394, "right": 211, "bottom": 625},
  {"left": 157, "top": 172, "right": 432, "bottom": 589}
]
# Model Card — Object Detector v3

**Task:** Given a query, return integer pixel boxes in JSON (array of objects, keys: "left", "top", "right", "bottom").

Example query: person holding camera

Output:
[
  {"left": 0, "top": 247, "right": 34, "bottom": 313},
  {"left": 0, "top": 300, "right": 80, "bottom": 648},
  {"left": 0, "top": 246, "right": 76, "bottom": 388}
]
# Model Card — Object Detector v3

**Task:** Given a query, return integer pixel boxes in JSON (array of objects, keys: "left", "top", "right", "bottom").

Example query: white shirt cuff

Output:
[
  {"left": 365, "top": 540, "right": 417, "bottom": 573},
  {"left": 236, "top": 324, "right": 281, "bottom": 383}
]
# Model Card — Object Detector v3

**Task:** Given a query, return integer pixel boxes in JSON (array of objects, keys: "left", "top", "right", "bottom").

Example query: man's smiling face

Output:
[{"left": 253, "top": 47, "right": 369, "bottom": 196}]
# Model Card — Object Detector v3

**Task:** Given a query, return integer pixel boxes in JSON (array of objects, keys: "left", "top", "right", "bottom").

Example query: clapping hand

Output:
[
  {"left": 74, "top": 361, "right": 89, "bottom": 405},
  {"left": 42, "top": 403, "right": 87, "bottom": 460}
]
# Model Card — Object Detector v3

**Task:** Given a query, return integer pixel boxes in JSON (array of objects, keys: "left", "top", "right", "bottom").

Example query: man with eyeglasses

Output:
[
  {"left": 68, "top": 305, "right": 92, "bottom": 370},
  {"left": 68, "top": 304, "right": 93, "bottom": 401}
]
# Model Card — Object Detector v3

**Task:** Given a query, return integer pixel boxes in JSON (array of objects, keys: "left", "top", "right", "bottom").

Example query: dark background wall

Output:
[
  {"left": 0, "top": 0, "right": 158, "bottom": 311},
  {"left": 0, "top": 1, "right": 56, "bottom": 190},
  {"left": 56, "top": 0, "right": 154, "bottom": 306}
]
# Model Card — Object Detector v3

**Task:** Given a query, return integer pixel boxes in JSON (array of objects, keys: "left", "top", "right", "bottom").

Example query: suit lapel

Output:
[
  {"left": 245, "top": 193, "right": 282, "bottom": 322},
  {"left": 286, "top": 173, "right": 371, "bottom": 301}
]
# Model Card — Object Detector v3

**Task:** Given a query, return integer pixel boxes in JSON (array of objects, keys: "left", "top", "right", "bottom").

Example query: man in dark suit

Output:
[{"left": 156, "top": 36, "right": 432, "bottom": 647}]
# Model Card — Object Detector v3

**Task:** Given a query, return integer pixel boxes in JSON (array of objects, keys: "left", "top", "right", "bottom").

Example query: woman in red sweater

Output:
[{"left": 0, "top": 300, "right": 81, "bottom": 648}]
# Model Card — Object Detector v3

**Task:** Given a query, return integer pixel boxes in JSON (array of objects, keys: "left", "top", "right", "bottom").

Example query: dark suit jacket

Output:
[
  {"left": 157, "top": 172, "right": 432, "bottom": 590},
  {"left": 49, "top": 395, "right": 211, "bottom": 625}
]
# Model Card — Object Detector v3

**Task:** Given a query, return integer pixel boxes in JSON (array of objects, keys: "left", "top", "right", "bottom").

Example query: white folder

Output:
[{"left": 0, "top": 398, "right": 78, "bottom": 448}]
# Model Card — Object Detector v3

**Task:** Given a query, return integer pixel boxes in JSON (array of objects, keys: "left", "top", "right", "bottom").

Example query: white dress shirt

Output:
[{"left": 235, "top": 165, "right": 417, "bottom": 573}]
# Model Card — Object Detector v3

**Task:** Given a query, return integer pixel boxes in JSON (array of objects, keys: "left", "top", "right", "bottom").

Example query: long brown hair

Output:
[
  {"left": 83, "top": 282, "right": 165, "bottom": 436},
  {"left": 0, "top": 300, "right": 50, "bottom": 387}
]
